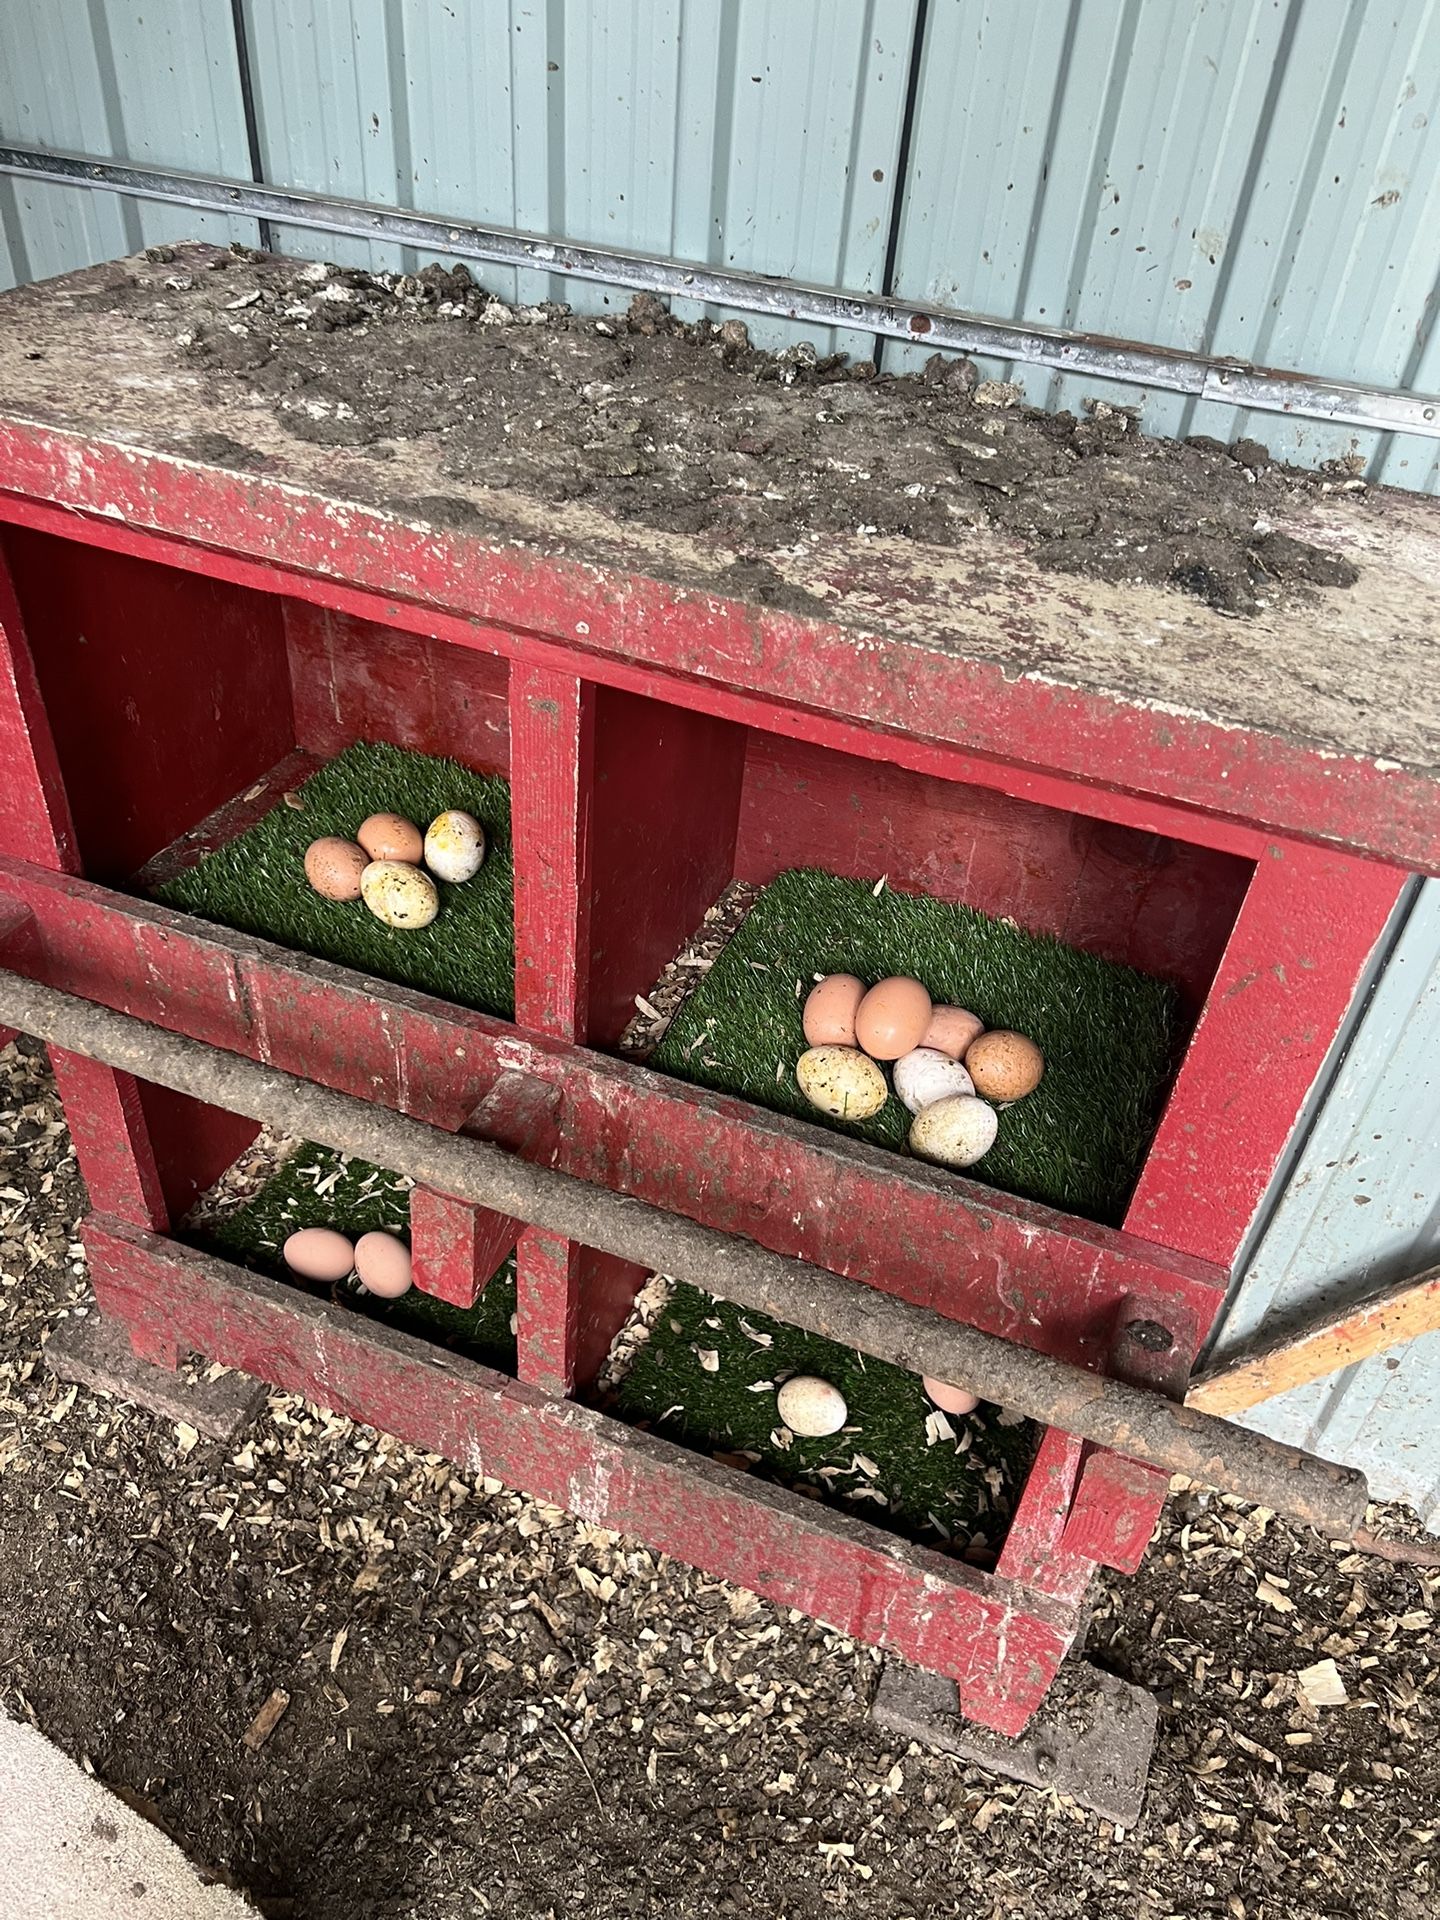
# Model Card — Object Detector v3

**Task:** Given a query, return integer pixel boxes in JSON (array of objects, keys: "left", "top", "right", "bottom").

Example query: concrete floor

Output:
[{"left": 0, "top": 1715, "right": 254, "bottom": 1919}]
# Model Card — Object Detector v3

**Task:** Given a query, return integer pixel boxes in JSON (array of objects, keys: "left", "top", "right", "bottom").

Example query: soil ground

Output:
[
  {"left": 1, "top": 1036, "right": 1436, "bottom": 1920},
  {"left": 146, "top": 247, "right": 1360, "bottom": 618}
]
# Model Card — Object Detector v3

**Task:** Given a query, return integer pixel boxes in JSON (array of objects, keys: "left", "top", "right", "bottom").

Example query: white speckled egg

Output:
[
  {"left": 892, "top": 1047, "right": 975, "bottom": 1116},
  {"left": 424, "top": 809, "right": 487, "bottom": 884},
  {"left": 795, "top": 1045, "right": 888, "bottom": 1122},
  {"left": 360, "top": 859, "right": 440, "bottom": 929},
  {"left": 909, "top": 1094, "right": 998, "bottom": 1169},
  {"left": 777, "top": 1375, "right": 848, "bottom": 1438}
]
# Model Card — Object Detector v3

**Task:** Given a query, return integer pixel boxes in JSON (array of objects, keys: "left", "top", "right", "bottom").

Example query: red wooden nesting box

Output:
[{"left": 0, "top": 251, "right": 1435, "bottom": 1738}]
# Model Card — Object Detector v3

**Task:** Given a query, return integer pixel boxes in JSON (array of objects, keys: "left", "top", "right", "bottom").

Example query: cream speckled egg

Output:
[
  {"left": 923, "top": 1375, "right": 980, "bottom": 1417},
  {"left": 360, "top": 859, "right": 440, "bottom": 929},
  {"left": 283, "top": 1227, "right": 355, "bottom": 1282},
  {"left": 357, "top": 812, "right": 424, "bottom": 864},
  {"left": 355, "top": 1231, "right": 413, "bottom": 1299},
  {"left": 796, "top": 1045, "right": 888, "bottom": 1121},
  {"left": 777, "top": 1375, "right": 848, "bottom": 1438},
  {"left": 892, "top": 1047, "right": 975, "bottom": 1116},
  {"left": 909, "top": 1094, "right": 998, "bottom": 1169},
  {"left": 424, "top": 809, "right": 487, "bottom": 884}
]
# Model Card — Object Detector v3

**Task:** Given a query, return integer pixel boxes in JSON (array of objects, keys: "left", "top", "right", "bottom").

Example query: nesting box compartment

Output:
[{"left": 0, "top": 249, "right": 1433, "bottom": 1740}]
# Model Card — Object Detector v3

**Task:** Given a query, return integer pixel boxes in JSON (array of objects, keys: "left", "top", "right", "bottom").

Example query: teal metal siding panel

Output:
[
  {"left": 0, "top": 0, "right": 258, "bottom": 290},
  {"left": 1206, "top": 883, "right": 1440, "bottom": 1527},
  {"left": 890, "top": 0, "right": 1440, "bottom": 485},
  {"left": 241, "top": 0, "right": 917, "bottom": 354}
]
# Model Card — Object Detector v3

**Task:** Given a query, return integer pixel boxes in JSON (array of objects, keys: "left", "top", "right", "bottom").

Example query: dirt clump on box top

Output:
[{"left": 139, "top": 246, "right": 1362, "bottom": 617}]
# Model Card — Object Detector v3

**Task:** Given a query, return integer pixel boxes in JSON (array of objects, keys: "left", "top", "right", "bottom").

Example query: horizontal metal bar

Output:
[
  {"left": 0, "top": 949, "right": 1371, "bottom": 1538},
  {"left": 3, "top": 143, "right": 1438, "bottom": 440}
]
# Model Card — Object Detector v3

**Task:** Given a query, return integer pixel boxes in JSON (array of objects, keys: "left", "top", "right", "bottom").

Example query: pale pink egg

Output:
[
  {"left": 922, "top": 1006, "right": 985, "bottom": 1060},
  {"left": 923, "top": 1375, "right": 980, "bottom": 1417},
  {"left": 802, "top": 973, "right": 866, "bottom": 1048},
  {"left": 355, "top": 1230, "right": 413, "bottom": 1299},
  {"left": 283, "top": 1227, "right": 356, "bottom": 1282}
]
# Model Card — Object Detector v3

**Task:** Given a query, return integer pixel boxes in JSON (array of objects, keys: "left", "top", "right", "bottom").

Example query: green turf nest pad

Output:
[
  {"left": 155, "top": 740, "right": 515, "bottom": 1017},
  {"left": 614, "top": 1280, "right": 1038, "bottom": 1552},
  {"left": 198, "top": 1142, "right": 517, "bottom": 1373},
  {"left": 649, "top": 868, "right": 1179, "bottom": 1225}
]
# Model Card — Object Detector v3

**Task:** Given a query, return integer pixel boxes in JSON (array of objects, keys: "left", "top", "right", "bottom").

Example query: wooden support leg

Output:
[{"left": 412, "top": 1076, "right": 564, "bottom": 1310}]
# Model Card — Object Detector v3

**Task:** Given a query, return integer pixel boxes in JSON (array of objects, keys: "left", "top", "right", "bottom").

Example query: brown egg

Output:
[
  {"left": 854, "top": 977, "right": 932, "bottom": 1060},
  {"left": 923, "top": 1374, "right": 980, "bottom": 1417},
  {"left": 283, "top": 1227, "right": 355, "bottom": 1282},
  {"left": 357, "top": 812, "right": 424, "bottom": 864},
  {"left": 965, "top": 1029, "right": 1045, "bottom": 1101},
  {"left": 304, "top": 837, "right": 368, "bottom": 902},
  {"left": 355, "top": 1230, "right": 413, "bottom": 1299},
  {"left": 802, "top": 973, "right": 866, "bottom": 1048},
  {"left": 922, "top": 1005, "right": 985, "bottom": 1061}
]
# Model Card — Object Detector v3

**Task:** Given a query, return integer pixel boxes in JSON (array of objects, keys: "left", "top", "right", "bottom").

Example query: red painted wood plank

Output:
[
  {"left": 1124, "top": 844, "right": 1408, "bottom": 1268},
  {"left": 737, "top": 733, "right": 1252, "bottom": 1018},
  {"left": 1060, "top": 1450, "right": 1171, "bottom": 1575},
  {"left": 410, "top": 1187, "right": 517, "bottom": 1310},
  {"left": 993, "top": 1429, "right": 1092, "bottom": 1606},
  {"left": 283, "top": 601, "right": 510, "bottom": 772},
  {"left": 48, "top": 1052, "right": 169, "bottom": 1230},
  {"left": 508, "top": 664, "right": 594, "bottom": 1037},
  {"left": 0, "top": 433, "right": 1429, "bottom": 873},
  {"left": 84, "top": 1213, "right": 1078, "bottom": 1734},
  {"left": 0, "top": 861, "right": 1227, "bottom": 1368},
  {"left": 0, "top": 488, "right": 1273, "bottom": 863},
  {"left": 2, "top": 524, "right": 296, "bottom": 883},
  {"left": 587, "top": 685, "right": 747, "bottom": 1047},
  {"left": 0, "top": 555, "right": 79, "bottom": 871}
]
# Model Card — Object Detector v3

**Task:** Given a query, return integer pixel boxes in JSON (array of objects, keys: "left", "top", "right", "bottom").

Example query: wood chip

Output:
[
  {"left": 1298, "top": 1657, "right": 1348, "bottom": 1708},
  {"left": 242, "top": 1688, "right": 290, "bottom": 1751}
]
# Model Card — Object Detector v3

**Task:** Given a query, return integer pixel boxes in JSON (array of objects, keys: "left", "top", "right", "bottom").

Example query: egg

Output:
[
  {"left": 892, "top": 1047, "right": 975, "bottom": 1115},
  {"left": 802, "top": 973, "right": 866, "bottom": 1048},
  {"left": 855, "top": 977, "right": 932, "bottom": 1060},
  {"left": 922, "top": 1005, "right": 985, "bottom": 1060},
  {"left": 923, "top": 1375, "right": 981, "bottom": 1417},
  {"left": 360, "top": 859, "right": 440, "bottom": 929},
  {"left": 909, "top": 1094, "right": 998, "bottom": 1169},
  {"left": 357, "top": 812, "right": 424, "bottom": 864},
  {"left": 796, "top": 1045, "right": 889, "bottom": 1121},
  {"left": 424, "top": 809, "right": 487, "bottom": 884},
  {"left": 776, "top": 1375, "right": 848, "bottom": 1438},
  {"left": 282, "top": 1227, "right": 355, "bottom": 1282},
  {"left": 965, "top": 1030, "right": 1045, "bottom": 1102},
  {"left": 355, "top": 1230, "right": 413, "bottom": 1298},
  {"left": 303, "top": 837, "right": 368, "bottom": 902}
]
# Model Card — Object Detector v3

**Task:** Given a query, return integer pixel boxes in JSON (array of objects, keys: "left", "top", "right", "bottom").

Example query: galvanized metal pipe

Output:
[
  {"left": 2, "top": 143, "right": 1436, "bottom": 441},
  {"left": 0, "top": 962, "right": 1371, "bottom": 1539}
]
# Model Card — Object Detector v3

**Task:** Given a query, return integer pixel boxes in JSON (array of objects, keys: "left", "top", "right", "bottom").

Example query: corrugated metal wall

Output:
[
  {"left": 4, "top": 2, "right": 1438, "bottom": 478},
  {"left": 1, "top": 1, "right": 1438, "bottom": 1511},
  {"left": 1207, "top": 882, "right": 1440, "bottom": 1525}
]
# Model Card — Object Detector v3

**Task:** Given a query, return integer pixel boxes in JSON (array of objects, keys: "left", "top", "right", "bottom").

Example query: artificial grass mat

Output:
[
  {"left": 649, "top": 868, "right": 1179, "bottom": 1225},
  {"left": 155, "top": 740, "right": 515, "bottom": 1017},
  {"left": 198, "top": 1142, "right": 517, "bottom": 1373},
  {"left": 614, "top": 1279, "right": 1037, "bottom": 1552}
]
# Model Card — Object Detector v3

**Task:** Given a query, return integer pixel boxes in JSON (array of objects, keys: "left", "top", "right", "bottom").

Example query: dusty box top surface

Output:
[{"left": 0, "top": 246, "right": 1436, "bottom": 859}]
